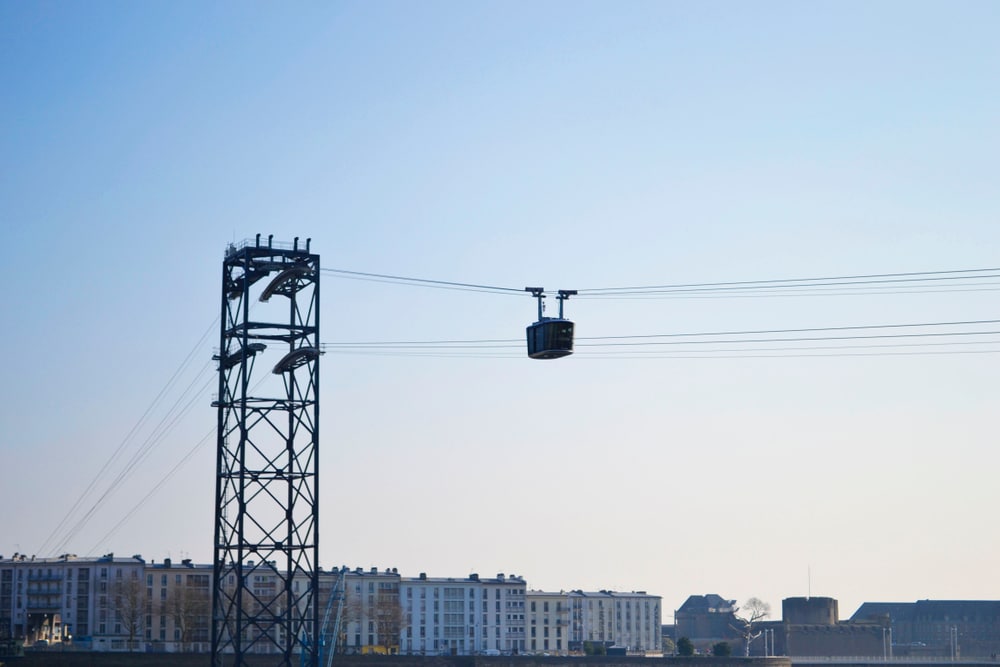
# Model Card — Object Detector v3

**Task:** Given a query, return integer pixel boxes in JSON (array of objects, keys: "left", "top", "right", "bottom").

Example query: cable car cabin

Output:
[{"left": 526, "top": 318, "right": 575, "bottom": 359}]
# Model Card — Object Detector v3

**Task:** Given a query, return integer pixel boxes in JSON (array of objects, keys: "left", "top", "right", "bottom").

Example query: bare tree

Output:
[
  {"left": 112, "top": 574, "right": 144, "bottom": 651},
  {"left": 731, "top": 597, "right": 771, "bottom": 657},
  {"left": 169, "top": 575, "right": 211, "bottom": 652},
  {"left": 371, "top": 584, "right": 402, "bottom": 654},
  {"left": 342, "top": 581, "right": 402, "bottom": 654},
  {"left": 341, "top": 590, "right": 364, "bottom": 654}
]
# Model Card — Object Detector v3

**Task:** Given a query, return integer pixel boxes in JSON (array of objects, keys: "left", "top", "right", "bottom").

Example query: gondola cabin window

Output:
[{"left": 526, "top": 318, "right": 574, "bottom": 359}]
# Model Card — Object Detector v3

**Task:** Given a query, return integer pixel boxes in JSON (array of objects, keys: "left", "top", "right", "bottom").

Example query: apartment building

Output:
[
  {"left": 524, "top": 589, "right": 663, "bottom": 654},
  {"left": 396, "top": 571, "right": 526, "bottom": 656},
  {"left": 338, "top": 567, "right": 401, "bottom": 654},
  {"left": 567, "top": 590, "right": 662, "bottom": 654},
  {"left": 144, "top": 557, "right": 212, "bottom": 652},
  {"left": 0, "top": 552, "right": 145, "bottom": 650},
  {"left": 526, "top": 590, "right": 571, "bottom": 654}
]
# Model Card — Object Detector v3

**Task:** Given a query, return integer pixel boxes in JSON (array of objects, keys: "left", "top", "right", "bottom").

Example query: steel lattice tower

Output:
[{"left": 212, "top": 235, "right": 320, "bottom": 667}]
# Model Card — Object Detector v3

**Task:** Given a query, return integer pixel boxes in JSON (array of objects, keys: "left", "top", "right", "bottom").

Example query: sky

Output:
[{"left": 2, "top": 1, "right": 999, "bottom": 621}]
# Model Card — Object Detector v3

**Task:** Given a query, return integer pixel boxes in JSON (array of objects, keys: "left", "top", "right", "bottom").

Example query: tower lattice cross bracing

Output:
[{"left": 212, "top": 235, "right": 321, "bottom": 667}]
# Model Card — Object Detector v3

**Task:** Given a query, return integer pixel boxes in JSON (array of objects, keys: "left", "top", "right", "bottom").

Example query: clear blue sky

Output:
[{"left": 2, "top": 1, "right": 999, "bottom": 619}]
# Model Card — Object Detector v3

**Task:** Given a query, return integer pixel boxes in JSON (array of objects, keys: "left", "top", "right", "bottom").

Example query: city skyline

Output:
[
  {"left": 3, "top": 550, "right": 995, "bottom": 626},
  {"left": 2, "top": 1, "right": 999, "bottom": 622}
]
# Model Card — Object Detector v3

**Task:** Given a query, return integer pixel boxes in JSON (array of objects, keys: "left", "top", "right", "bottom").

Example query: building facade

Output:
[
  {"left": 526, "top": 590, "right": 570, "bottom": 654},
  {"left": 144, "top": 557, "right": 212, "bottom": 652},
  {"left": 0, "top": 553, "right": 146, "bottom": 650},
  {"left": 568, "top": 590, "right": 662, "bottom": 654},
  {"left": 1, "top": 553, "right": 661, "bottom": 657},
  {"left": 852, "top": 600, "right": 1000, "bottom": 658},
  {"left": 399, "top": 572, "right": 527, "bottom": 656}
]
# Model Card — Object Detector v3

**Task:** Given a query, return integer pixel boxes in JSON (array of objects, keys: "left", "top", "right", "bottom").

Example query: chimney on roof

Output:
[{"left": 419, "top": 572, "right": 427, "bottom": 580}]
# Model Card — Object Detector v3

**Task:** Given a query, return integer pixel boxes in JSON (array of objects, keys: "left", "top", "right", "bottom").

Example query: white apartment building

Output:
[
  {"left": 396, "top": 572, "right": 527, "bottom": 656},
  {"left": 319, "top": 567, "right": 531, "bottom": 656},
  {"left": 567, "top": 590, "right": 662, "bottom": 654}
]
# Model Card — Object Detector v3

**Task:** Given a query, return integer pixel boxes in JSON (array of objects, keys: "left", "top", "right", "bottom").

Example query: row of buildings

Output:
[
  {"left": 0, "top": 553, "right": 662, "bottom": 656},
  {"left": 671, "top": 594, "right": 1000, "bottom": 659},
  {"left": 5, "top": 552, "right": 1000, "bottom": 658}
]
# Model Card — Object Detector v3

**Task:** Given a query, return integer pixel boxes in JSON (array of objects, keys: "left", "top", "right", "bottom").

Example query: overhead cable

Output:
[
  {"left": 37, "top": 316, "right": 219, "bottom": 557},
  {"left": 322, "top": 267, "right": 525, "bottom": 295},
  {"left": 575, "top": 267, "right": 1000, "bottom": 294}
]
